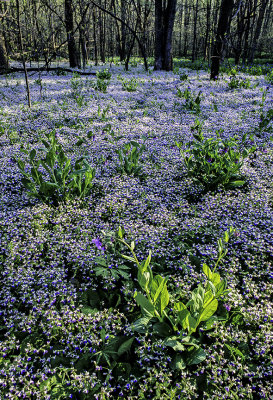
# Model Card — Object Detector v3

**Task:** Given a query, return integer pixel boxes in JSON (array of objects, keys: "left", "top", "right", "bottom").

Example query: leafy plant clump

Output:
[
  {"left": 96, "top": 69, "right": 112, "bottom": 81},
  {"left": 117, "top": 227, "right": 235, "bottom": 369},
  {"left": 176, "top": 120, "right": 256, "bottom": 192},
  {"left": 116, "top": 140, "right": 146, "bottom": 176},
  {"left": 228, "top": 75, "right": 251, "bottom": 89},
  {"left": 121, "top": 77, "right": 138, "bottom": 92},
  {"left": 176, "top": 87, "right": 202, "bottom": 114},
  {"left": 17, "top": 131, "right": 95, "bottom": 205},
  {"left": 258, "top": 108, "right": 273, "bottom": 134}
]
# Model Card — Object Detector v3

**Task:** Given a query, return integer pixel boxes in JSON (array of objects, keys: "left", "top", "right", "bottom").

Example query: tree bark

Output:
[
  {"left": 154, "top": 0, "right": 177, "bottom": 71},
  {"left": 0, "top": 34, "right": 8, "bottom": 71},
  {"left": 248, "top": 0, "right": 269, "bottom": 63},
  {"left": 65, "top": 0, "right": 80, "bottom": 68},
  {"left": 210, "top": 0, "right": 234, "bottom": 80}
]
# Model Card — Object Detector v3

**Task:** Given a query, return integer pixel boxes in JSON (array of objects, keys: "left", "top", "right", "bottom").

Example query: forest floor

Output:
[{"left": 0, "top": 63, "right": 272, "bottom": 399}]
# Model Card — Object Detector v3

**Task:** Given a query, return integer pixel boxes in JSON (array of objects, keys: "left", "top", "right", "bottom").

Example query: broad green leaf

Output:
[
  {"left": 151, "top": 275, "right": 165, "bottom": 303},
  {"left": 202, "top": 316, "right": 219, "bottom": 330},
  {"left": 198, "top": 299, "right": 218, "bottom": 323},
  {"left": 228, "top": 180, "right": 245, "bottom": 187},
  {"left": 117, "top": 337, "right": 134, "bottom": 357},
  {"left": 118, "top": 226, "right": 123, "bottom": 239},
  {"left": 178, "top": 309, "right": 190, "bottom": 330},
  {"left": 186, "top": 347, "right": 206, "bottom": 365},
  {"left": 174, "top": 302, "right": 187, "bottom": 312},
  {"left": 203, "top": 263, "right": 213, "bottom": 280},
  {"left": 188, "top": 315, "right": 198, "bottom": 333},
  {"left": 203, "top": 290, "right": 213, "bottom": 308},
  {"left": 29, "top": 149, "right": 36, "bottom": 161},
  {"left": 211, "top": 272, "right": 221, "bottom": 285},
  {"left": 215, "top": 279, "right": 227, "bottom": 296},
  {"left": 131, "top": 317, "right": 151, "bottom": 333},
  {"left": 17, "top": 159, "right": 25, "bottom": 171},
  {"left": 170, "top": 354, "right": 186, "bottom": 370},
  {"left": 160, "top": 283, "right": 170, "bottom": 314},
  {"left": 134, "top": 292, "right": 155, "bottom": 317},
  {"left": 153, "top": 321, "right": 173, "bottom": 337},
  {"left": 164, "top": 337, "right": 185, "bottom": 351},
  {"left": 138, "top": 270, "right": 151, "bottom": 290}
]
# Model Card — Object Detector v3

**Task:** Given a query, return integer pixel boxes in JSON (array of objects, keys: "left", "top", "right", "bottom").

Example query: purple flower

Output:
[
  {"left": 92, "top": 238, "right": 105, "bottom": 252},
  {"left": 224, "top": 303, "right": 231, "bottom": 312}
]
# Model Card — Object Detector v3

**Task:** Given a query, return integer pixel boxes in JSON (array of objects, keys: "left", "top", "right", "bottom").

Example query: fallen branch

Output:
[{"left": 0, "top": 67, "right": 96, "bottom": 76}]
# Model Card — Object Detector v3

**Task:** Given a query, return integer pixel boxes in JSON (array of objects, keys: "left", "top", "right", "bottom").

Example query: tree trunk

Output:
[
  {"left": 248, "top": 0, "right": 269, "bottom": 64},
  {"left": 210, "top": 0, "right": 234, "bottom": 80},
  {"left": 0, "top": 35, "right": 8, "bottom": 71},
  {"left": 65, "top": 0, "right": 80, "bottom": 68},
  {"left": 154, "top": 0, "right": 177, "bottom": 71}
]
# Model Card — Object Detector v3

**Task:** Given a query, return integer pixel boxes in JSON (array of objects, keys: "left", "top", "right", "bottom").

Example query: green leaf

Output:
[
  {"left": 186, "top": 347, "right": 206, "bottom": 365},
  {"left": 160, "top": 282, "right": 170, "bottom": 314},
  {"left": 134, "top": 292, "right": 155, "bottom": 317},
  {"left": 170, "top": 354, "right": 186, "bottom": 370},
  {"left": 118, "top": 226, "right": 123, "bottom": 239},
  {"left": 138, "top": 270, "right": 151, "bottom": 291},
  {"left": 153, "top": 321, "right": 173, "bottom": 337},
  {"left": 29, "top": 149, "right": 36, "bottom": 161},
  {"left": 122, "top": 254, "right": 135, "bottom": 263},
  {"left": 198, "top": 299, "right": 218, "bottom": 323},
  {"left": 215, "top": 279, "right": 227, "bottom": 296},
  {"left": 211, "top": 272, "right": 221, "bottom": 285},
  {"left": 178, "top": 309, "right": 190, "bottom": 330},
  {"left": 164, "top": 337, "right": 185, "bottom": 351},
  {"left": 131, "top": 317, "right": 151, "bottom": 333},
  {"left": 203, "top": 263, "right": 213, "bottom": 280},
  {"left": 117, "top": 337, "right": 134, "bottom": 357},
  {"left": 228, "top": 180, "right": 245, "bottom": 187}
]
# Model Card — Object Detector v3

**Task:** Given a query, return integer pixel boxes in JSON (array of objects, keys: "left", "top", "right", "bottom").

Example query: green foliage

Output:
[
  {"left": 97, "top": 105, "right": 110, "bottom": 121},
  {"left": 228, "top": 75, "right": 251, "bottom": 89},
  {"left": 176, "top": 119, "right": 256, "bottom": 191},
  {"left": 265, "top": 69, "right": 273, "bottom": 84},
  {"left": 96, "top": 69, "right": 112, "bottom": 80},
  {"left": 94, "top": 78, "right": 109, "bottom": 93},
  {"left": 116, "top": 140, "right": 146, "bottom": 176},
  {"left": 118, "top": 227, "right": 235, "bottom": 369},
  {"left": 94, "top": 70, "right": 111, "bottom": 93},
  {"left": 179, "top": 72, "right": 188, "bottom": 81},
  {"left": 17, "top": 131, "right": 95, "bottom": 205},
  {"left": 258, "top": 108, "right": 273, "bottom": 133},
  {"left": 121, "top": 77, "right": 138, "bottom": 92},
  {"left": 176, "top": 87, "right": 202, "bottom": 114},
  {"left": 0, "top": 121, "right": 19, "bottom": 144}
]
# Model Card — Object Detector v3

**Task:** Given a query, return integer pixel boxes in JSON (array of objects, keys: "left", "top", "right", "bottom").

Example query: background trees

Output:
[{"left": 0, "top": 0, "right": 272, "bottom": 72}]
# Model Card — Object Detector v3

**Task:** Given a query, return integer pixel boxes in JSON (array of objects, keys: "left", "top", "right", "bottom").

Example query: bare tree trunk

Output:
[
  {"left": 192, "top": 0, "right": 199, "bottom": 62},
  {"left": 0, "top": 34, "right": 8, "bottom": 71},
  {"left": 16, "top": 0, "right": 31, "bottom": 107},
  {"left": 65, "top": 0, "right": 80, "bottom": 68},
  {"left": 210, "top": 0, "right": 234, "bottom": 80},
  {"left": 248, "top": 0, "right": 269, "bottom": 63},
  {"left": 154, "top": 0, "right": 177, "bottom": 71}
]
